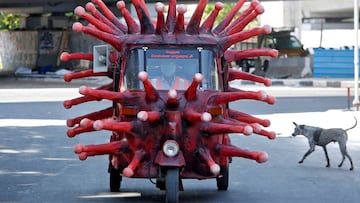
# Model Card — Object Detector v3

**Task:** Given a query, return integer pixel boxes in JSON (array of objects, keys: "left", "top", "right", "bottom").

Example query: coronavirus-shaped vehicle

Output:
[{"left": 60, "top": 0, "right": 278, "bottom": 202}]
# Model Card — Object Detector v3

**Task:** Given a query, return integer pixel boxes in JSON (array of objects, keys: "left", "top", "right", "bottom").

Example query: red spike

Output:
[
  {"left": 220, "top": 0, "right": 263, "bottom": 36},
  {"left": 166, "top": 89, "right": 179, "bottom": 107},
  {"left": 184, "top": 73, "right": 203, "bottom": 101},
  {"left": 117, "top": 1, "right": 140, "bottom": 34},
  {"left": 184, "top": 108, "right": 212, "bottom": 123},
  {"left": 63, "top": 83, "right": 113, "bottom": 109},
  {"left": 225, "top": 49, "right": 278, "bottom": 64},
  {"left": 79, "top": 86, "right": 126, "bottom": 102},
  {"left": 74, "top": 141, "right": 123, "bottom": 160},
  {"left": 256, "top": 129, "right": 276, "bottom": 140},
  {"left": 166, "top": 0, "right": 177, "bottom": 32},
  {"left": 72, "top": 22, "right": 123, "bottom": 50},
  {"left": 66, "top": 107, "right": 113, "bottom": 127},
  {"left": 138, "top": 71, "right": 159, "bottom": 102},
  {"left": 174, "top": 4, "right": 186, "bottom": 33},
  {"left": 227, "top": 67, "right": 273, "bottom": 86},
  {"left": 209, "top": 91, "right": 275, "bottom": 105},
  {"left": 60, "top": 52, "right": 93, "bottom": 62},
  {"left": 86, "top": 2, "right": 125, "bottom": 34},
  {"left": 186, "top": 0, "right": 208, "bottom": 34},
  {"left": 92, "top": 0, "right": 125, "bottom": 33},
  {"left": 200, "top": 122, "right": 253, "bottom": 135},
  {"left": 123, "top": 149, "right": 146, "bottom": 177},
  {"left": 131, "top": 0, "right": 155, "bottom": 34},
  {"left": 221, "top": 25, "right": 272, "bottom": 51},
  {"left": 198, "top": 147, "right": 220, "bottom": 175},
  {"left": 67, "top": 125, "right": 95, "bottom": 138},
  {"left": 200, "top": 2, "right": 223, "bottom": 33},
  {"left": 74, "top": 6, "right": 118, "bottom": 35},
  {"left": 213, "top": 0, "right": 246, "bottom": 34},
  {"left": 228, "top": 109, "right": 270, "bottom": 127},
  {"left": 63, "top": 69, "right": 109, "bottom": 82},
  {"left": 137, "top": 111, "right": 162, "bottom": 122},
  {"left": 216, "top": 144, "right": 268, "bottom": 163},
  {"left": 154, "top": 2, "right": 166, "bottom": 34},
  {"left": 93, "top": 119, "right": 133, "bottom": 133}
]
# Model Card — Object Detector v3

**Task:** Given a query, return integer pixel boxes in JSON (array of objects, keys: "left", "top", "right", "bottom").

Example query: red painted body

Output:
[{"left": 61, "top": 0, "right": 278, "bottom": 201}]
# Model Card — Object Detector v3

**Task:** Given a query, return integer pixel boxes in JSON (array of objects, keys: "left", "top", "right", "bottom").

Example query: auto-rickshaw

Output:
[{"left": 61, "top": 0, "right": 277, "bottom": 202}]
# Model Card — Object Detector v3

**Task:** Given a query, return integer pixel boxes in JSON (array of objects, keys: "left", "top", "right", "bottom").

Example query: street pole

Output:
[{"left": 353, "top": 0, "right": 360, "bottom": 110}]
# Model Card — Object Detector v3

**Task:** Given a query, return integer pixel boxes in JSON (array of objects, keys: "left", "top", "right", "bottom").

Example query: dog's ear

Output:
[{"left": 292, "top": 122, "right": 298, "bottom": 126}]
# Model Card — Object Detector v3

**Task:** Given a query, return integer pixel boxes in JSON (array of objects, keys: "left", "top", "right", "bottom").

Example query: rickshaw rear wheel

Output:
[
  {"left": 216, "top": 166, "right": 229, "bottom": 191},
  {"left": 109, "top": 164, "right": 122, "bottom": 192},
  {"left": 165, "top": 167, "right": 180, "bottom": 203}
]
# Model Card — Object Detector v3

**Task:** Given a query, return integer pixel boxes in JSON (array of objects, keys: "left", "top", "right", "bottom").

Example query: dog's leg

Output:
[
  {"left": 322, "top": 146, "right": 330, "bottom": 168},
  {"left": 299, "top": 145, "right": 315, "bottom": 164},
  {"left": 338, "top": 142, "right": 354, "bottom": 171}
]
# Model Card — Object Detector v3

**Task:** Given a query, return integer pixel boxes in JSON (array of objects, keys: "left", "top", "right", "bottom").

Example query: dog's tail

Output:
[{"left": 345, "top": 116, "right": 357, "bottom": 132}]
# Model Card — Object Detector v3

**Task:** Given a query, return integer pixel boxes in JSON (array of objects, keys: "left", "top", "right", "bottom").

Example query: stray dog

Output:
[{"left": 292, "top": 117, "right": 356, "bottom": 170}]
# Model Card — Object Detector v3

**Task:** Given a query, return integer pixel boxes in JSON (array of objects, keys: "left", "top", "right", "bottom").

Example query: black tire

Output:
[
  {"left": 165, "top": 167, "right": 180, "bottom": 203},
  {"left": 216, "top": 166, "right": 229, "bottom": 191},
  {"left": 109, "top": 164, "right": 122, "bottom": 192},
  {"left": 262, "top": 60, "right": 269, "bottom": 72}
]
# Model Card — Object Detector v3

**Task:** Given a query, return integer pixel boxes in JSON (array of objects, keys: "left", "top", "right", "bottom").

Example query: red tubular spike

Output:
[
  {"left": 74, "top": 141, "right": 123, "bottom": 160},
  {"left": 198, "top": 147, "right": 220, "bottom": 175},
  {"left": 67, "top": 125, "right": 95, "bottom": 138},
  {"left": 200, "top": 2, "right": 223, "bottom": 33},
  {"left": 137, "top": 111, "right": 161, "bottom": 122},
  {"left": 132, "top": 0, "right": 151, "bottom": 18},
  {"left": 220, "top": 0, "right": 262, "bottom": 36},
  {"left": 93, "top": 120, "right": 133, "bottom": 133},
  {"left": 216, "top": 144, "right": 268, "bottom": 163},
  {"left": 221, "top": 25, "right": 272, "bottom": 51},
  {"left": 63, "top": 95, "right": 100, "bottom": 109},
  {"left": 166, "top": 0, "right": 177, "bottom": 32},
  {"left": 225, "top": 49, "right": 278, "bottom": 64},
  {"left": 60, "top": 52, "right": 93, "bottom": 62},
  {"left": 186, "top": 0, "right": 208, "bottom": 34},
  {"left": 229, "top": 109, "right": 271, "bottom": 127},
  {"left": 63, "top": 69, "right": 109, "bottom": 82},
  {"left": 123, "top": 149, "right": 146, "bottom": 177},
  {"left": 184, "top": 108, "right": 212, "bottom": 123},
  {"left": 166, "top": 89, "right": 179, "bottom": 107},
  {"left": 72, "top": 22, "right": 123, "bottom": 50},
  {"left": 227, "top": 67, "right": 272, "bottom": 86},
  {"left": 92, "top": 0, "right": 125, "bottom": 33},
  {"left": 213, "top": 0, "right": 246, "bottom": 34},
  {"left": 154, "top": 2, "right": 166, "bottom": 34},
  {"left": 66, "top": 107, "right": 113, "bottom": 127},
  {"left": 209, "top": 91, "right": 274, "bottom": 105},
  {"left": 138, "top": 71, "right": 159, "bottom": 102},
  {"left": 184, "top": 73, "right": 203, "bottom": 101},
  {"left": 117, "top": 1, "right": 140, "bottom": 34},
  {"left": 174, "top": 4, "right": 186, "bottom": 33},
  {"left": 63, "top": 83, "right": 112, "bottom": 109},
  {"left": 86, "top": 2, "right": 124, "bottom": 34},
  {"left": 131, "top": 0, "right": 155, "bottom": 34},
  {"left": 79, "top": 86, "right": 129, "bottom": 102},
  {"left": 256, "top": 129, "right": 276, "bottom": 140},
  {"left": 79, "top": 118, "right": 94, "bottom": 128},
  {"left": 74, "top": 6, "right": 118, "bottom": 35},
  {"left": 200, "top": 122, "right": 253, "bottom": 135}
]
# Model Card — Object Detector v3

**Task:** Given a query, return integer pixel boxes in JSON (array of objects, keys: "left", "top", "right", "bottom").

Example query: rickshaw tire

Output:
[
  {"left": 109, "top": 165, "right": 122, "bottom": 192},
  {"left": 216, "top": 166, "right": 229, "bottom": 191},
  {"left": 165, "top": 167, "right": 180, "bottom": 203}
]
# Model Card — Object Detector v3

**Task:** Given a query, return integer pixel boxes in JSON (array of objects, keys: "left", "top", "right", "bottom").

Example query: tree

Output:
[{"left": 0, "top": 12, "right": 20, "bottom": 30}]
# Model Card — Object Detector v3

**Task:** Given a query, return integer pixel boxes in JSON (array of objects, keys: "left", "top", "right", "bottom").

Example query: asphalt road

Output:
[{"left": 1, "top": 81, "right": 360, "bottom": 203}]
